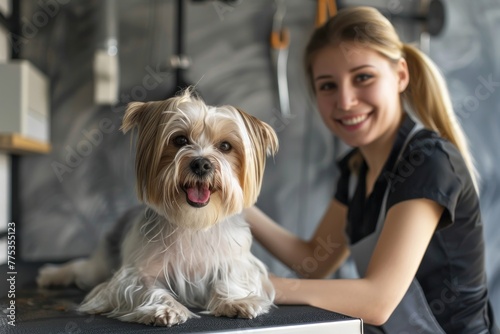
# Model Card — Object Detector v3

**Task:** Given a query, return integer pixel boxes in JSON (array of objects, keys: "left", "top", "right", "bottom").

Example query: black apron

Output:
[{"left": 348, "top": 121, "right": 447, "bottom": 333}]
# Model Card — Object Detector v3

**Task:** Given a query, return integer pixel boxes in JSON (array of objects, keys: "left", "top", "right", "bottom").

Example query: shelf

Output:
[{"left": 0, "top": 133, "right": 51, "bottom": 154}]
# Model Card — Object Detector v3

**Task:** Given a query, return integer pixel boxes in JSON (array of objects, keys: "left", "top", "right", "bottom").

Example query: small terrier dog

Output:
[{"left": 37, "top": 89, "right": 278, "bottom": 326}]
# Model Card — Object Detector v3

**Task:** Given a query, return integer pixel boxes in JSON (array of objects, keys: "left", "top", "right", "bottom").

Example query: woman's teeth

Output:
[{"left": 341, "top": 114, "right": 368, "bottom": 126}]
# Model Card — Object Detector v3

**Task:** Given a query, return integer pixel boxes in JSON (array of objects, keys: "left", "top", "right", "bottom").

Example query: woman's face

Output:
[{"left": 311, "top": 43, "right": 408, "bottom": 148}]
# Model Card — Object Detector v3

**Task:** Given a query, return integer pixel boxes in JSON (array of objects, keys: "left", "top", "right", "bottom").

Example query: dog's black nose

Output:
[{"left": 190, "top": 157, "right": 213, "bottom": 176}]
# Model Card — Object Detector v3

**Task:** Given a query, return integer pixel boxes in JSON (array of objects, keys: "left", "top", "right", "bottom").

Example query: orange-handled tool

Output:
[
  {"left": 271, "top": 27, "right": 290, "bottom": 50},
  {"left": 271, "top": 0, "right": 291, "bottom": 118},
  {"left": 316, "top": 0, "right": 337, "bottom": 27}
]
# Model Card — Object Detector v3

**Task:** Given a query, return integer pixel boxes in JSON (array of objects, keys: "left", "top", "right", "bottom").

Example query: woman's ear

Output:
[{"left": 397, "top": 57, "right": 410, "bottom": 93}]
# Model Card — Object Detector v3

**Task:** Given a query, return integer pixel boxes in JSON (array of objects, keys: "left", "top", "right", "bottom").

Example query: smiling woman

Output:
[
  {"left": 311, "top": 45, "right": 407, "bottom": 153},
  {"left": 245, "top": 6, "right": 499, "bottom": 334}
]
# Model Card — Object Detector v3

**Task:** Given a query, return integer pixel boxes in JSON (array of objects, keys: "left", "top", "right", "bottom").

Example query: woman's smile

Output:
[{"left": 335, "top": 111, "right": 374, "bottom": 132}]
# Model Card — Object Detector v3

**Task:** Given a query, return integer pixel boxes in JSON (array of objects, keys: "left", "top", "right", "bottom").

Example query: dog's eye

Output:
[
  {"left": 219, "top": 141, "right": 232, "bottom": 152},
  {"left": 173, "top": 135, "right": 189, "bottom": 147}
]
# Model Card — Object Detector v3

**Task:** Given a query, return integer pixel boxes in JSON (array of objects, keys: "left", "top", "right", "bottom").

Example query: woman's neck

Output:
[{"left": 359, "top": 113, "right": 406, "bottom": 182}]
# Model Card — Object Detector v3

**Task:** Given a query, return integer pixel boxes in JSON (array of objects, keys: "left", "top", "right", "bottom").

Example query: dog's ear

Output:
[
  {"left": 122, "top": 92, "right": 193, "bottom": 134},
  {"left": 236, "top": 108, "right": 279, "bottom": 207},
  {"left": 236, "top": 108, "right": 279, "bottom": 158},
  {"left": 121, "top": 101, "right": 149, "bottom": 134}
]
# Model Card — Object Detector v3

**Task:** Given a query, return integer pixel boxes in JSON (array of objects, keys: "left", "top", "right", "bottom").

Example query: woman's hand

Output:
[{"left": 269, "top": 275, "right": 308, "bottom": 306}]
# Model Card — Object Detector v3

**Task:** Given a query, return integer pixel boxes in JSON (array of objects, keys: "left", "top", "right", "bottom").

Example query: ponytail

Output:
[{"left": 402, "top": 44, "right": 479, "bottom": 192}]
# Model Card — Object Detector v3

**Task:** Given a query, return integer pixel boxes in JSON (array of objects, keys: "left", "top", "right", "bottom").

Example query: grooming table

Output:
[{"left": 1, "top": 262, "right": 363, "bottom": 333}]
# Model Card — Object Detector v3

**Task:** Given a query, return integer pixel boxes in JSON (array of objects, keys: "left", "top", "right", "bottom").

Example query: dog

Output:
[{"left": 37, "top": 88, "right": 278, "bottom": 326}]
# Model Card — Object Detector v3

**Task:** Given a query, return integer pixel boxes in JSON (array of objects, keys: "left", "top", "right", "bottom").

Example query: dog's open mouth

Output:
[{"left": 182, "top": 183, "right": 213, "bottom": 208}]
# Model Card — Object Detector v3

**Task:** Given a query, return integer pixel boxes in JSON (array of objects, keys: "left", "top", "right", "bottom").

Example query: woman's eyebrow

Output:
[
  {"left": 349, "top": 64, "right": 374, "bottom": 72},
  {"left": 314, "top": 74, "right": 333, "bottom": 81},
  {"left": 314, "top": 65, "right": 375, "bottom": 81}
]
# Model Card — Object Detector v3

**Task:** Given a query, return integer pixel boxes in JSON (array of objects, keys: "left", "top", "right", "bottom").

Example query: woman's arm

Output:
[
  {"left": 270, "top": 198, "right": 444, "bottom": 326},
  {"left": 244, "top": 199, "right": 350, "bottom": 279}
]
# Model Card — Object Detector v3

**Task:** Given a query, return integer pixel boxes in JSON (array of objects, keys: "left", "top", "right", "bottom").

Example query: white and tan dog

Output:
[{"left": 37, "top": 89, "right": 278, "bottom": 326}]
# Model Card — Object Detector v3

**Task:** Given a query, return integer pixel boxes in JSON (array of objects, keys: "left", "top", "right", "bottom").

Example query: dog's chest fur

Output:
[{"left": 123, "top": 213, "right": 253, "bottom": 307}]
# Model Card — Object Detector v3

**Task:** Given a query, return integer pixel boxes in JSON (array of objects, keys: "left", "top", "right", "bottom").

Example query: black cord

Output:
[
  {"left": 174, "top": 0, "right": 188, "bottom": 90},
  {"left": 7, "top": 0, "right": 21, "bottom": 259},
  {"left": 176, "top": 0, "right": 184, "bottom": 60},
  {"left": 165, "top": 0, "right": 191, "bottom": 97},
  {"left": 10, "top": 0, "right": 20, "bottom": 59}
]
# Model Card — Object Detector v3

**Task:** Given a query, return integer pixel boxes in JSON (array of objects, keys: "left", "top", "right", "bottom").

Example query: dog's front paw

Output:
[
  {"left": 37, "top": 264, "right": 74, "bottom": 288},
  {"left": 211, "top": 296, "right": 272, "bottom": 319},
  {"left": 150, "top": 304, "right": 192, "bottom": 327},
  {"left": 122, "top": 300, "right": 197, "bottom": 327}
]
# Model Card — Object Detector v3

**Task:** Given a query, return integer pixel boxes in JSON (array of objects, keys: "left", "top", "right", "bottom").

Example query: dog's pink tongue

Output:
[{"left": 186, "top": 185, "right": 211, "bottom": 204}]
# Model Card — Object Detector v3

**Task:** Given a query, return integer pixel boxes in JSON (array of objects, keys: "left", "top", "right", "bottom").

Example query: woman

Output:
[{"left": 245, "top": 6, "right": 498, "bottom": 333}]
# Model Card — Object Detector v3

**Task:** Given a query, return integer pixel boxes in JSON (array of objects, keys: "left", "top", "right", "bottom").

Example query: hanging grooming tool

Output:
[
  {"left": 315, "top": 0, "right": 337, "bottom": 27},
  {"left": 93, "top": 0, "right": 119, "bottom": 105},
  {"left": 391, "top": 0, "right": 445, "bottom": 36},
  {"left": 271, "top": 0, "right": 291, "bottom": 118}
]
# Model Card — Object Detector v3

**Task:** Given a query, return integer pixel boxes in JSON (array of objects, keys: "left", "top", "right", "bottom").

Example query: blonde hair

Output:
[{"left": 304, "top": 6, "right": 478, "bottom": 191}]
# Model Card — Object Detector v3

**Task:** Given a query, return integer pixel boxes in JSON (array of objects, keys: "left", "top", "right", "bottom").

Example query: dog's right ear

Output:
[{"left": 121, "top": 101, "right": 147, "bottom": 134}]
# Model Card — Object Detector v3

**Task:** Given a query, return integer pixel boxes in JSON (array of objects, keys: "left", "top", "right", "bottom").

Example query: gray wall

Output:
[{"left": 16, "top": 0, "right": 499, "bottom": 320}]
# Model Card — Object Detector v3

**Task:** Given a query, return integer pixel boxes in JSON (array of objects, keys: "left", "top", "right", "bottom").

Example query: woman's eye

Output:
[
  {"left": 317, "top": 82, "right": 336, "bottom": 91},
  {"left": 219, "top": 141, "right": 232, "bottom": 152},
  {"left": 355, "top": 74, "right": 373, "bottom": 82},
  {"left": 173, "top": 135, "right": 189, "bottom": 147}
]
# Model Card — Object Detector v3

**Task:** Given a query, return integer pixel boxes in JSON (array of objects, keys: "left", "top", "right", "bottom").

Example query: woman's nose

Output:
[{"left": 336, "top": 85, "right": 358, "bottom": 111}]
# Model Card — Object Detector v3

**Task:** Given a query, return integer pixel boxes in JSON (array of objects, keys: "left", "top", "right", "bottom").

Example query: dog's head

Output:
[{"left": 121, "top": 89, "right": 278, "bottom": 229}]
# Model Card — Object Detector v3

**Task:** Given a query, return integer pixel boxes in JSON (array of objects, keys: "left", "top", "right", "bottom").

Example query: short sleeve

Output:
[{"left": 385, "top": 135, "right": 463, "bottom": 229}]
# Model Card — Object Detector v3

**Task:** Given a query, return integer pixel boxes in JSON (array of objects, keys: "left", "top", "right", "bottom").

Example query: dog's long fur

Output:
[{"left": 37, "top": 89, "right": 278, "bottom": 326}]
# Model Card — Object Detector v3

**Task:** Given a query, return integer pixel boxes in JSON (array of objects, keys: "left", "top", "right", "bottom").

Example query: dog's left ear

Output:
[
  {"left": 236, "top": 108, "right": 279, "bottom": 207},
  {"left": 120, "top": 101, "right": 149, "bottom": 134}
]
